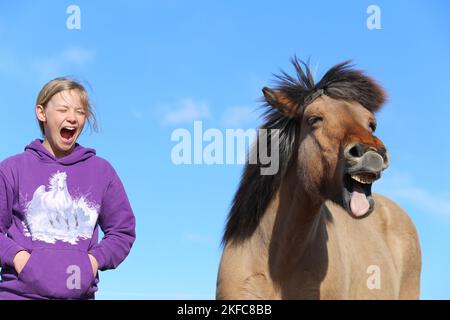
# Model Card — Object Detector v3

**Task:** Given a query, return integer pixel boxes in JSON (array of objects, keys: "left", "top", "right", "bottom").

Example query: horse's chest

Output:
[{"left": 318, "top": 222, "right": 400, "bottom": 299}]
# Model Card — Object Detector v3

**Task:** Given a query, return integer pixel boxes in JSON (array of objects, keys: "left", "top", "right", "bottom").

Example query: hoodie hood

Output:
[{"left": 25, "top": 139, "right": 96, "bottom": 165}]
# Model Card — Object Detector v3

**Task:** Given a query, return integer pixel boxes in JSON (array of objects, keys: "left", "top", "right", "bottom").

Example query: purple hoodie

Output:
[{"left": 0, "top": 139, "right": 136, "bottom": 300}]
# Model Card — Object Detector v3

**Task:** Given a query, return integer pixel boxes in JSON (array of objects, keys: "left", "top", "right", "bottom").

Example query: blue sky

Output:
[{"left": 0, "top": 1, "right": 449, "bottom": 299}]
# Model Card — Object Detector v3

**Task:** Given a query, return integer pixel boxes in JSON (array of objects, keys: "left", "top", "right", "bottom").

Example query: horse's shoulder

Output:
[
  {"left": 372, "top": 193, "right": 422, "bottom": 281},
  {"left": 373, "top": 193, "right": 407, "bottom": 218},
  {"left": 372, "top": 193, "right": 419, "bottom": 239}
]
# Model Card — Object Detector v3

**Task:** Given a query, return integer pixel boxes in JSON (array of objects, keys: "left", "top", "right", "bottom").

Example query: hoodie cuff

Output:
[
  {"left": 2, "top": 243, "right": 26, "bottom": 268},
  {"left": 88, "top": 247, "right": 106, "bottom": 271}
]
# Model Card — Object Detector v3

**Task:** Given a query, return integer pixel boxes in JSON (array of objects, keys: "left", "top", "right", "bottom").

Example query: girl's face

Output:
[{"left": 36, "top": 89, "right": 87, "bottom": 158}]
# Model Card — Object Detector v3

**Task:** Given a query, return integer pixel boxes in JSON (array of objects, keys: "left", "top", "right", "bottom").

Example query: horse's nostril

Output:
[{"left": 347, "top": 143, "right": 365, "bottom": 158}]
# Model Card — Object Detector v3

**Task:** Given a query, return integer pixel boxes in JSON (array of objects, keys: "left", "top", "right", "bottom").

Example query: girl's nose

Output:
[{"left": 66, "top": 109, "right": 77, "bottom": 122}]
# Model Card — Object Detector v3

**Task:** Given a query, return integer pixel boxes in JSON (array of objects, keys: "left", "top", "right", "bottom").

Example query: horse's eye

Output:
[
  {"left": 308, "top": 116, "right": 323, "bottom": 127},
  {"left": 369, "top": 122, "right": 377, "bottom": 132}
]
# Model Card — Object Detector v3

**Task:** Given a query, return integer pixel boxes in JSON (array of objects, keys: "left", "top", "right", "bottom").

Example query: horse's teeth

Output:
[{"left": 351, "top": 174, "right": 374, "bottom": 184}]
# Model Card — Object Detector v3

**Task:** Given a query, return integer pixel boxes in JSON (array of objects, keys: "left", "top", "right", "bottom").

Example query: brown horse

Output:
[{"left": 216, "top": 58, "right": 421, "bottom": 299}]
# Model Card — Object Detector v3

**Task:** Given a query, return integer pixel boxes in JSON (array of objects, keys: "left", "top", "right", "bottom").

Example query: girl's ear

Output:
[
  {"left": 35, "top": 105, "right": 46, "bottom": 122},
  {"left": 262, "top": 87, "right": 299, "bottom": 118}
]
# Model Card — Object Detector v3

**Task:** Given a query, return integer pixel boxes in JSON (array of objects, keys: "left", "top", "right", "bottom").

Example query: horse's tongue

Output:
[{"left": 350, "top": 185, "right": 370, "bottom": 217}]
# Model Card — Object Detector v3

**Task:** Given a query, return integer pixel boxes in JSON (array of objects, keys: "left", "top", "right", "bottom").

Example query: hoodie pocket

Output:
[{"left": 18, "top": 247, "right": 95, "bottom": 299}]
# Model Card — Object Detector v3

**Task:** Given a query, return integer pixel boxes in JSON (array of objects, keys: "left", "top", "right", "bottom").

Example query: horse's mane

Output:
[{"left": 222, "top": 57, "right": 387, "bottom": 245}]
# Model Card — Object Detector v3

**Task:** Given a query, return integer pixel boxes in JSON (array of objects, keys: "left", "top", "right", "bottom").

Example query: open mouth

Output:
[
  {"left": 343, "top": 172, "right": 378, "bottom": 218},
  {"left": 60, "top": 126, "right": 77, "bottom": 144}
]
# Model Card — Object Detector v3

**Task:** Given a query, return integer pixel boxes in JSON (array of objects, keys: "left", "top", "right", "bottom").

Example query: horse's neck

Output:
[
  {"left": 48, "top": 179, "right": 72, "bottom": 204},
  {"left": 62, "top": 183, "right": 71, "bottom": 198},
  {"left": 263, "top": 166, "right": 324, "bottom": 278}
]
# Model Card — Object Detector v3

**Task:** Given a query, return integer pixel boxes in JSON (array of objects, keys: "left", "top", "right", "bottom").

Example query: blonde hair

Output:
[{"left": 36, "top": 77, "right": 98, "bottom": 135}]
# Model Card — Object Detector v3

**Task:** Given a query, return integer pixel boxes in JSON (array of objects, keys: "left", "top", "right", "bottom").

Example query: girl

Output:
[{"left": 0, "top": 78, "right": 136, "bottom": 299}]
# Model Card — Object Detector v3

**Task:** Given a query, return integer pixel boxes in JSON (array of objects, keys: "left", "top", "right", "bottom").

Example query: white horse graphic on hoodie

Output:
[{"left": 24, "top": 171, "right": 99, "bottom": 244}]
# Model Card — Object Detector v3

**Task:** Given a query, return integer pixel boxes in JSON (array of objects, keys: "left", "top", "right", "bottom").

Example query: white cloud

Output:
[
  {"left": 0, "top": 46, "right": 95, "bottom": 82},
  {"left": 162, "top": 98, "right": 210, "bottom": 125},
  {"left": 31, "top": 47, "right": 95, "bottom": 82},
  {"left": 375, "top": 170, "right": 450, "bottom": 219},
  {"left": 221, "top": 106, "right": 258, "bottom": 127},
  {"left": 386, "top": 187, "right": 450, "bottom": 218}
]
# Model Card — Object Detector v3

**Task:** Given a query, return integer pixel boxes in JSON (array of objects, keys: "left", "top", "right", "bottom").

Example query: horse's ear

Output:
[{"left": 262, "top": 87, "right": 298, "bottom": 118}]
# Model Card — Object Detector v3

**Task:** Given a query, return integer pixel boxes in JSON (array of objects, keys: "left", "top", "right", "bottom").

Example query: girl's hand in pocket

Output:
[
  {"left": 88, "top": 254, "right": 98, "bottom": 276},
  {"left": 13, "top": 250, "right": 31, "bottom": 275}
]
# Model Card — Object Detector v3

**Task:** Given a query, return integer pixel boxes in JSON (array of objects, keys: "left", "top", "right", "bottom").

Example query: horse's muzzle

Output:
[{"left": 344, "top": 143, "right": 389, "bottom": 179}]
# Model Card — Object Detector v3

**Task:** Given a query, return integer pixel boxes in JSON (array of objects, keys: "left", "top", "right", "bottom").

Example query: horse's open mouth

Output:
[{"left": 343, "top": 172, "right": 378, "bottom": 219}]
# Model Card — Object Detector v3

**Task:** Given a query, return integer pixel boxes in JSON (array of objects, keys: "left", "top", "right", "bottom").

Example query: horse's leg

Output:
[
  {"left": 398, "top": 235, "right": 421, "bottom": 299},
  {"left": 216, "top": 243, "right": 277, "bottom": 300}
]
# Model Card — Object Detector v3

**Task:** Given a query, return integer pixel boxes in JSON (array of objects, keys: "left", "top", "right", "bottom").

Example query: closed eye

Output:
[{"left": 307, "top": 116, "right": 323, "bottom": 127}]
